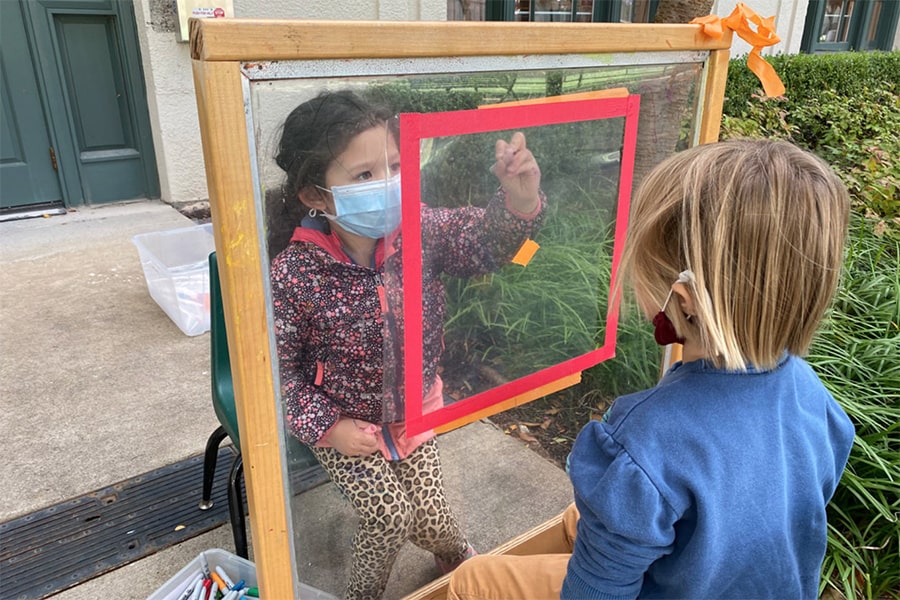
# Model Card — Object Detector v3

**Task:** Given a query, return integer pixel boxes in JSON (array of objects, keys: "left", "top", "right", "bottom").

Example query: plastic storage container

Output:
[
  {"left": 147, "top": 548, "right": 338, "bottom": 600},
  {"left": 133, "top": 223, "right": 215, "bottom": 336}
]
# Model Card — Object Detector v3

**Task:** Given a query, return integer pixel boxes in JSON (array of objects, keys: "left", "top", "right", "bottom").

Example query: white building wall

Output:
[
  {"left": 133, "top": 0, "right": 446, "bottom": 205},
  {"left": 711, "top": 0, "right": 809, "bottom": 57}
]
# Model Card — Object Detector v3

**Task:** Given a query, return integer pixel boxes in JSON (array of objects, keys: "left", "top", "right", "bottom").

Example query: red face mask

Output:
[
  {"left": 652, "top": 310, "right": 685, "bottom": 345},
  {"left": 652, "top": 285, "right": 685, "bottom": 346}
]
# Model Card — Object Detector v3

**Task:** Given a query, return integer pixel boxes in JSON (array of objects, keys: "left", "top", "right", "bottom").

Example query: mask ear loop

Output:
[
  {"left": 661, "top": 270, "right": 696, "bottom": 311},
  {"left": 659, "top": 287, "right": 677, "bottom": 313},
  {"left": 677, "top": 269, "right": 729, "bottom": 359},
  {"left": 653, "top": 274, "right": 684, "bottom": 347},
  {"left": 653, "top": 270, "right": 697, "bottom": 347}
]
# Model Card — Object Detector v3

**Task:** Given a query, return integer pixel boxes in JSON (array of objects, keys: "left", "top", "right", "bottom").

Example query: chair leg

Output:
[
  {"left": 228, "top": 452, "right": 248, "bottom": 559},
  {"left": 199, "top": 425, "right": 229, "bottom": 510}
]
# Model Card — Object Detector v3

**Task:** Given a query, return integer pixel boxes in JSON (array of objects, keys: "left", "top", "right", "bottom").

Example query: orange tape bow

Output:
[{"left": 692, "top": 2, "right": 786, "bottom": 98}]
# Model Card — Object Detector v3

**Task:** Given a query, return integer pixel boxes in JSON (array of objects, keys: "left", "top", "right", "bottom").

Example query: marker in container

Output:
[
  {"left": 215, "top": 565, "right": 236, "bottom": 590},
  {"left": 209, "top": 581, "right": 219, "bottom": 600},
  {"left": 199, "top": 553, "right": 212, "bottom": 579},
  {"left": 210, "top": 572, "right": 228, "bottom": 593},
  {"left": 245, "top": 587, "right": 259, "bottom": 598},
  {"left": 198, "top": 579, "right": 213, "bottom": 600},
  {"left": 189, "top": 578, "right": 205, "bottom": 600},
  {"left": 176, "top": 573, "right": 204, "bottom": 600}
]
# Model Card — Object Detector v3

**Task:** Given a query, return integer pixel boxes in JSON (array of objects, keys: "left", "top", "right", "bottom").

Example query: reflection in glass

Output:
[
  {"left": 865, "top": 1, "right": 883, "bottom": 47},
  {"left": 819, "top": 0, "right": 855, "bottom": 43},
  {"left": 516, "top": 0, "right": 595, "bottom": 22},
  {"left": 619, "top": 0, "right": 652, "bottom": 23}
]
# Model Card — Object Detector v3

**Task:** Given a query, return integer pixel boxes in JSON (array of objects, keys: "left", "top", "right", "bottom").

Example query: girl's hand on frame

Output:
[
  {"left": 325, "top": 418, "right": 380, "bottom": 457},
  {"left": 492, "top": 132, "right": 541, "bottom": 214}
]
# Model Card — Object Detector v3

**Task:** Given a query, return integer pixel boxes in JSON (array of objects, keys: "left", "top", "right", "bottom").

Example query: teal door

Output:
[
  {"left": 0, "top": 0, "right": 159, "bottom": 211},
  {"left": 0, "top": 1, "right": 63, "bottom": 211}
]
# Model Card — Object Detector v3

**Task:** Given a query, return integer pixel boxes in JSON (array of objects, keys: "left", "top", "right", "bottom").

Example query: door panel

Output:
[
  {"left": 13, "top": 0, "right": 160, "bottom": 208},
  {"left": 53, "top": 13, "right": 148, "bottom": 202},
  {"left": 0, "top": 1, "right": 63, "bottom": 210}
]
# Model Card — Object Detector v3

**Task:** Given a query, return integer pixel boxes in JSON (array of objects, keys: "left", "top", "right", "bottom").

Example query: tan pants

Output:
[{"left": 447, "top": 503, "right": 580, "bottom": 600}]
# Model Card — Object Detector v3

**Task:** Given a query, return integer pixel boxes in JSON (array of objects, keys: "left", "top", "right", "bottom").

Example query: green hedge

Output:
[
  {"left": 721, "top": 51, "right": 899, "bottom": 229},
  {"left": 723, "top": 51, "right": 900, "bottom": 118}
]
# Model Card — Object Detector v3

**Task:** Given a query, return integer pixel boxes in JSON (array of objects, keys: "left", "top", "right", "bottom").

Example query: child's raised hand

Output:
[
  {"left": 325, "top": 418, "right": 380, "bottom": 457},
  {"left": 492, "top": 132, "right": 541, "bottom": 214}
]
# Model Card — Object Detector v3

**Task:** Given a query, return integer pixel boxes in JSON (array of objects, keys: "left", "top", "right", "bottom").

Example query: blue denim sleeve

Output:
[{"left": 562, "top": 421, "right": 677, "bottom": 600}]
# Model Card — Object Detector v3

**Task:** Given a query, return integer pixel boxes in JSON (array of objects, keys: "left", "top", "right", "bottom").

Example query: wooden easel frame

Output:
[{"left": 190, "top": 19, "right": 731, "bottom": 598}]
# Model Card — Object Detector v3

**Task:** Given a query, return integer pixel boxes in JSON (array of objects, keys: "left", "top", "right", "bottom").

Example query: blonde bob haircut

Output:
[{"left": 618, "top": 139, "right": 850, "bottom": 371}]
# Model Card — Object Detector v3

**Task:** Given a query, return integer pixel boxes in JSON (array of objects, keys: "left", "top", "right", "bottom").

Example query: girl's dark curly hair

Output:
[
  {"left": 275, "top": 89, "right": 395, "bottom": 200},
  {"left": 267, "top": 90, "right": 397, "bottom": 257}
]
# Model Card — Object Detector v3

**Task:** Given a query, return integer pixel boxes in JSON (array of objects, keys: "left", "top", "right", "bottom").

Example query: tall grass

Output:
[
  {"left": 441, "top": 187, "right": 617, "bottom": 386},
  {"left": 812, "top": 218, "right": 900, "bottom": 600}
]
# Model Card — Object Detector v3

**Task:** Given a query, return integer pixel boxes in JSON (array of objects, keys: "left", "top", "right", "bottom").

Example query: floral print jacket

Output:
[{"left": 271, "top": 189, "right": 545, "bottom": 446}]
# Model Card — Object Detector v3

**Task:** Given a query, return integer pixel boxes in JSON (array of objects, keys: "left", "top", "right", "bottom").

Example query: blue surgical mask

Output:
[{"left": 320, "top": 175, "right": 402, "bottom": 239}]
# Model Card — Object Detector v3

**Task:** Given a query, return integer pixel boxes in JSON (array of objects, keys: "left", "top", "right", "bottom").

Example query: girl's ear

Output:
[
  {"left": 298, "top": 186, "right": 327, "bottom": 211},
  {"left": 672, "top": 282, "right": 697, "bottom": 318}
]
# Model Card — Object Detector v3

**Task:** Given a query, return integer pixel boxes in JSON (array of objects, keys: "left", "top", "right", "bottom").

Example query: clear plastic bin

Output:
[
  {"left": 132, "top": 223, "right": 215, "bottom": 336},
  {"left": 147, "top": 548, "right": 338, "bottom": 600}
]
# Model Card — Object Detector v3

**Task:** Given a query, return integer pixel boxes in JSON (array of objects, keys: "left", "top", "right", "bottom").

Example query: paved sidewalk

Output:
[{"left": 0, "top": 200, "right": 572, "bottom": 599}]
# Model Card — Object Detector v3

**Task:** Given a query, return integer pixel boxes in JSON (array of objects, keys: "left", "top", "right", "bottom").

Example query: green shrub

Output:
[
  {"left": 722, "top": 54, "right": 899, "bottom": 236},
  {"left": 793, "top": 86, "right": 899, "bottom": 223},
  {"left": 723, "top": 51, "right": 900, "bottom": 118}
]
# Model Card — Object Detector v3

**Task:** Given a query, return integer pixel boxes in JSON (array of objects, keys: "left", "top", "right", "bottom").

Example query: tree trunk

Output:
[
  {"left": 654, "top": 0, "right": 715, "bottom": 23},
  {"left": 624, "top": 0, "right": 716, "bottom": 189}
]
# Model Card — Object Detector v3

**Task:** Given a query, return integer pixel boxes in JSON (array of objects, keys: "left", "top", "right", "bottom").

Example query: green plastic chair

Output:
[{"left": 198, "top": 251, "right": 318, "bottom": 558}]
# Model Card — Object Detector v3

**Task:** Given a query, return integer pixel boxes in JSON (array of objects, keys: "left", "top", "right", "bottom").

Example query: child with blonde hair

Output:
[{"left": 448, "top": 139, "right": 855, "bottom": 599}]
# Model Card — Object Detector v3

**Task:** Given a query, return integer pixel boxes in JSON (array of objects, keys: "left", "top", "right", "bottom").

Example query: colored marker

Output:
[
  {"left": 198, "top": 578, "right": 214, "bottom": 600},
  {"left": 215, "top": 565, "right": 235, "bottom": 590},
  {"left": 245, "top": 587, "right": 259, "bottom": 598},
  {"left": 210, "top": 571, "right": 228, "bottom": 593}
]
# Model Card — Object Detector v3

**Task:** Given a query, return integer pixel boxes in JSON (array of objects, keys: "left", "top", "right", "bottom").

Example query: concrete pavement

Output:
[{"left": 0, "top": 200, "right": 573, "bottom": 599}]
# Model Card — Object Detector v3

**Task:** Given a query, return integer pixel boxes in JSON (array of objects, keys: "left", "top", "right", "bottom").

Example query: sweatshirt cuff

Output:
[{"left": 502, "top": 188, "right": 544, "bottom": 220}]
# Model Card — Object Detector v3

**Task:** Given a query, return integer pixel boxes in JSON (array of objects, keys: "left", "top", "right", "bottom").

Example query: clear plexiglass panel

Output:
[
  {"left": 247, "top": 57, "right": 702, "bottom": 596},
  {"left": 390, "top": 95, "right": 638, "bottom": 435}
]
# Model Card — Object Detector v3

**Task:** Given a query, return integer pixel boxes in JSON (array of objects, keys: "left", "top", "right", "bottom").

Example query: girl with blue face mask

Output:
[{"left": 270, "top": 90, "right": 545, "bottom": 600}]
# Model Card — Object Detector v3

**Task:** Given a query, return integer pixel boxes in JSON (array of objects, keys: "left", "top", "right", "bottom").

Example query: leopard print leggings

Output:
[{"left": 312, "top": 439, "right": 470, "bottom": 600}]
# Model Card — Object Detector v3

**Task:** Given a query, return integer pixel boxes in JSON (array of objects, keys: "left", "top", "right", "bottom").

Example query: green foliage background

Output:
[{"left": 721, "top": 51, "right": 899, "bottom": 599}]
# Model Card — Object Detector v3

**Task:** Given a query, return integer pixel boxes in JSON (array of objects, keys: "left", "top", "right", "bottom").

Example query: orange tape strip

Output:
[
  {"left": 434, "top": 372, "right": 582, "bottom": 434},
  {"left": 692, "top": 2, "right": 785, "bottom": 97},
  {"left": 479, "top": 87, "right": 630, "bottom": 109},
  {"left": 511, "top": 238, "right": 540, "bottom": 266}
]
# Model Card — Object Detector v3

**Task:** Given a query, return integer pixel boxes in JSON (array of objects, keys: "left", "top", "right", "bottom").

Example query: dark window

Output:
[
  {"left": 483, "top": 0, "right": 658, "bottom": 23},
  {"left": 802, "top": 0, "right": 899, "bottom": 52}
]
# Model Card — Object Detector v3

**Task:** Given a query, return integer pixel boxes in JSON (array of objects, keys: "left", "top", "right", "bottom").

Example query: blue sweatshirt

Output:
[{"left": 563, "top": 355, "right": 854, "bottom": 599}]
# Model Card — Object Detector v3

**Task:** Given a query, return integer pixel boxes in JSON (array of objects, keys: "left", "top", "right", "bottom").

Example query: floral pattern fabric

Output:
[{"left": 271, "top": 189, "right": 545, "bottom": 446}]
